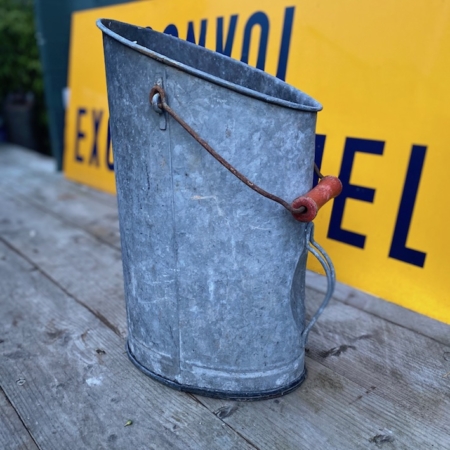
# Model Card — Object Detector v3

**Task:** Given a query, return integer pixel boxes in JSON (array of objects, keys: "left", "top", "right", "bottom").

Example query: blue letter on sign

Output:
[
  {"left": 328, "top": 137, "right": 384, "bottom": 248},
  {"left": 216, "top": 15, "right": 238, "bottom": 56},
  {"left": 106, "top": 118, "right": 114, "bottom": 172},
  {"left": 241, "top": 12, "right": 270, "bottom": 70},
  {"left": 276, "top": 6, "right": 295, "bottom": 81},
  {"left": 164, "top": 24, "right": 179, "bottom": 37},
  {"left": 89, "top": 109, "right": 103, "bottom": 167},
  {"left": 389, "top": 145, "right": 427, "bottom": 267},
  {"left": 187, "top": 20, "right": 207, "bottom": 47},
  {"left": 313, "top": 134, "right": 326, "bottom": 187},
  {"left": 75, "top": 107, "right": 87, "bottom": 163}
]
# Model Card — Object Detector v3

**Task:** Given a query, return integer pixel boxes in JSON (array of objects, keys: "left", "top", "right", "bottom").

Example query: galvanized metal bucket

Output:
[{"left": 98, "top": 19, "right": 339, "bottom": 400}]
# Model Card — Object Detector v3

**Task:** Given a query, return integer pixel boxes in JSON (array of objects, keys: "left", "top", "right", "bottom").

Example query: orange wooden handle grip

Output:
[{"left": 291, "top": 176, "right": 343, "bottom": 222}]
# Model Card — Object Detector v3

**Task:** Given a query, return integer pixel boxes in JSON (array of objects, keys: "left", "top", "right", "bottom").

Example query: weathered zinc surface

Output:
[
  {"left": 99, "top": 19, "right": 324, "bottom": 398},
  {"left": 1, "top": 146, "right": 450, "bottom": 449}
]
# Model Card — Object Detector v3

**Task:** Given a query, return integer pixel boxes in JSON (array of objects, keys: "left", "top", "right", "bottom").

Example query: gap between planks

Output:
[
  {"left": 1, "top": 146, "right": 448, "bottom": 347},
  {"left": 1, "top": 173, "right": 450, "bottom": 448},
  {"left": 0, "top": 240, "right": 256, "bottom": 450},
  {"left": 0, "top": 385, "right": 39, "bottom": 450},
  {"left": 2, "top": 146, "right": 450, "bottom": 448},
  {"left": 1, "top": 239, "right": 440, "bottom": 449}
]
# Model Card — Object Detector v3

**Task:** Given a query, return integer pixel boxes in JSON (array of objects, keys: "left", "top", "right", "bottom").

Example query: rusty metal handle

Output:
[{"left": 150, "top": 85, "right": 340, "bottom": 222}]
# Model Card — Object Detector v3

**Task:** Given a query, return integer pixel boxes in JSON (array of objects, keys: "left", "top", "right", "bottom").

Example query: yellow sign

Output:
[{"left": 64, "top": 0, "right": 450, "bottom": 323}]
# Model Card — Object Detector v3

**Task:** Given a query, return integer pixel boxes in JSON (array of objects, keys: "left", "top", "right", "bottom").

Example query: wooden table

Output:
[{"left": 1, "top": 145, "right": 449, "bottom": 450}]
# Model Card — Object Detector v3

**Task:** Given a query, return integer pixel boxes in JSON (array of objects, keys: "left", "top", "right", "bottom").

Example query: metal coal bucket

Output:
[{"left": 98, "top": 19, "right": 341, "bottom": 400}]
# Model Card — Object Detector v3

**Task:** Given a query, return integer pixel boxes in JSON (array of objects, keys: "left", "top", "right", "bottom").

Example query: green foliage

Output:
[
  {"left": 0, "top": 0, "right": 43, "bottom": 99},
  {"left": 0, "top": 0, "right": 49, "bottom": 153}
]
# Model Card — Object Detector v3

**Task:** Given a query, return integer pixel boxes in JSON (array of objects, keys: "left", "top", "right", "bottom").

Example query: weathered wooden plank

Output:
[
  {"left": 0, "top": 387, "right": 39, "bottom": 450},
  {"left": 306, "top": 271, "right": 450, "bottom": 347},
  {"left": 0, "top": 241, "right": 254, "bottom": 450},
  {"left": 0, "top": 149, "right": 120, "bottom": 250},
  {"left": 0, "top": 193, "right": 127, "bottom": 337},
  {"left": 3, "top": 147, "right": 449, "bottom": 351},
  {"left": 3, "top": 146, "right": 449, "bottom": 347},
  {"left": 198, "top": 356, "right": 443, "bottom": 450},
  {"left": 304, "top": 288, "right": 450, "bottom": 427},
  {"left": 0, "top": 147, "right": 450, "bottom": 448},
  {"left": 7, "top": 173, "right": 121, "bottom": 250},
  {"left": 2, "top": 181, "right": 450, "bottom": 448},
  {"left": 0, "top": 144, "right": 115, "bottom": 208},
  {"left": 0, "top": 144, "right": 55, "bottom": 175}
]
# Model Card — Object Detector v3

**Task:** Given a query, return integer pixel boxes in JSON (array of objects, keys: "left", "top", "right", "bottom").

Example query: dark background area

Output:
[
  {"left": 1, "top": 0, "right": 138, "bottom": 168},
  {"left": 0, "top": 0, "right": 50, "bottom": 154}
]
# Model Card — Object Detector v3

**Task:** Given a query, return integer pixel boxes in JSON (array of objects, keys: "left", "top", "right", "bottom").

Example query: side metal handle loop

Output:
[{"left": 301, "top": 222, "right": 336, "bottom": 346}]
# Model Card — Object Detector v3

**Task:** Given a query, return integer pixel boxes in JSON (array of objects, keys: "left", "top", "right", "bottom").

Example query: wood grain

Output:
[
  {"left": 304, "top": 289, "right": 450, "bottom": 428},
  {"left": 1, "top": 146, "right": 450, "bottom": 449},
  {"left": 0, "top": 150, "right": 120, "bottom": 250},
  {"left": 306, "top": 271, "right": 450, "bottom": 347},
  {"left": 3, "top": 146, "right": 448, "bottom": 348},
  {"left": 0, "top": 192, "right": 127, "bottom": 337},
  {"left": 0, "top": 387, "right": 39, "bottom": 450},
  {"left": 2, "top": 183, "right": 449, "bottom": 426},
  {"left": 198, "top": 355, "right": 444, "bottom": 449},
  {"left": 0, "top": 241, "right": 254, "bottom": 450},
  {"left": 0, "top": 177, "right": 448, "bottom": 449}
]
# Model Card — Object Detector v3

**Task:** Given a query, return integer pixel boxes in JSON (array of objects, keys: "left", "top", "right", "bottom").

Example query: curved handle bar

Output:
[{"left": 301, "top": 222, "right": 336, "bottom": 346}]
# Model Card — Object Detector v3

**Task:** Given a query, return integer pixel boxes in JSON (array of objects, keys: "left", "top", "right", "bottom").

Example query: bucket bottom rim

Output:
[{"left": 126, "top": 340, "right": 307, "bottom": 401}]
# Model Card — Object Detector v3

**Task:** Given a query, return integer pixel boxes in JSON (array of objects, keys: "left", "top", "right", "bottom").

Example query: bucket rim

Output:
[{"left": 97, "top": 18, "right": 323, "bottom": 113}]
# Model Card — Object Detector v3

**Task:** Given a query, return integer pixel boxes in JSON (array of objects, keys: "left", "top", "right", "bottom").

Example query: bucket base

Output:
[{"left": 126, "top": 341, "right": 307, "bottom": 401}]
